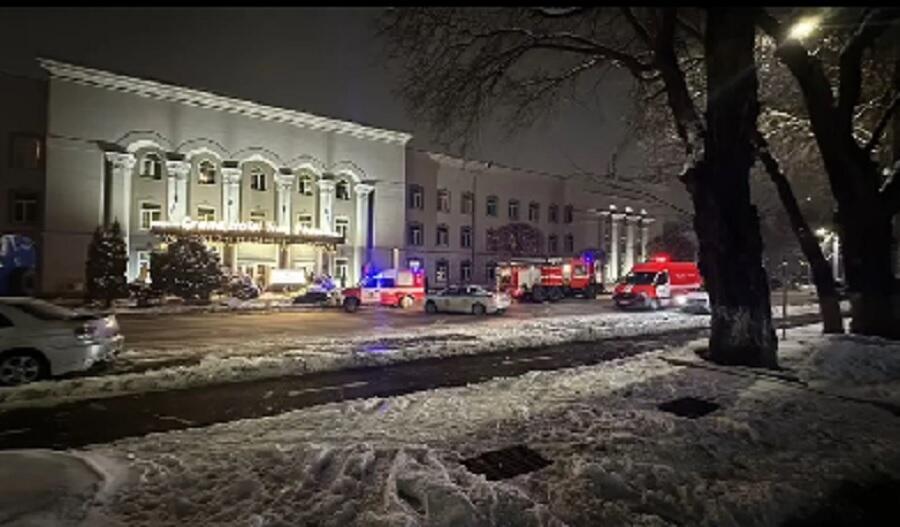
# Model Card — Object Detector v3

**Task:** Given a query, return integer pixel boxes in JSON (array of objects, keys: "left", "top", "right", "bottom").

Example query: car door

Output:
[{"left": 436, "top": 287, "right": 454, "bottom": 312}]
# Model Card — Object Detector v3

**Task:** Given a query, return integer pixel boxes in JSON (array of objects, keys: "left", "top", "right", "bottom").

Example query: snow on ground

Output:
[
  {"left": 0, "top": 304, "right": 825, "bottom": 412},
  {"left": 22, "top": 322, "right": 900, "bottom": 526}
]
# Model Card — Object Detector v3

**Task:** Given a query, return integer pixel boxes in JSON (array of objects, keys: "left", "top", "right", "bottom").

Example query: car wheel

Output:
[
  {"left": 343, "top": 297, "right": 360, "bottom": 313},
  {"left": 472, "top": 303, "right": 486, "bottom": 316},
  {"left": 400, "top": 296, "right": 414, "bottom": 309},
  {"left": 649, "top": 299, "right": 661, "bottom": 311},
  {"left": 425, "top": 301, "right": 438, "bottom": 314},
  {"left": 0, "top": 350, "right": 48, "bottom": 386},
  {"left": 495, "top": 308, "right": 506, "bottom": 316},
  {"left": 532, "top": 286, "right": 546, "bottom": 303}
]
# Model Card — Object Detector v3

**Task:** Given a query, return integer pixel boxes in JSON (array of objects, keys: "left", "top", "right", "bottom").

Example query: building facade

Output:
[
  {"left": 405, "top": 150, "right": 659, "bottom": 289},
  {"left": 39, "top": 59, "right": 410, "bottom": 293},
  {"left": 4, "top": 58, "right": 664, "bottom": 295}
]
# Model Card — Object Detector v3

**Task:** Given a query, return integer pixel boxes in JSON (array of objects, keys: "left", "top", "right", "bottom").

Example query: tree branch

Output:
[
  {"left": 529, "top": 7, "right": 591, "bottom": 18},
  {"left": 864, "top": 92, "right": 900, "bottom": 153},
  {"left": 620, "top": 7, "right": 653, "bottom": 47},
  {"left": 838, "top": 9, "right": 900, "bottom": 133}
]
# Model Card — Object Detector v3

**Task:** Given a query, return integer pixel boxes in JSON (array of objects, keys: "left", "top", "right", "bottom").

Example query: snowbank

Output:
[
  {"left": 62, "top": 322, "right": 900, "bottom": 526},
  {"left": 0, "top": 449, "right": 125, "bottom": 527},
  {"left": 0, "top": 304, "right": 824, "bottom": 412}
]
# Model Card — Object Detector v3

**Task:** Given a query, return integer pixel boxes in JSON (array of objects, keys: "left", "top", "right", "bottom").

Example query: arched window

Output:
[
  {"left": 140, "top": 153, "right": 162, "bottom": 180},
  {"left": 198, "top": 160, "right": 217, "bottom": 185},
  {"left": 336, "top": 180, "right": 351, "bottom": 200}
]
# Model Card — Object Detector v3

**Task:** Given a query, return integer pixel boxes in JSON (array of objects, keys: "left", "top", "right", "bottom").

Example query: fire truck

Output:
[
  {"left": 340, "top": 268, "right": 427, "bottom": 313},
  {"left": 496, "top": 255, "right": 602, "bottom": 302}
]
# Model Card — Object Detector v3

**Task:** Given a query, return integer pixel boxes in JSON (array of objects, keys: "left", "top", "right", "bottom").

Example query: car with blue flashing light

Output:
[
  {"left": 424, "top": 285, "right": 511, "bottom": 315},
  {"left": 0, "top": 298, "right": 123, "bottom": 385}
]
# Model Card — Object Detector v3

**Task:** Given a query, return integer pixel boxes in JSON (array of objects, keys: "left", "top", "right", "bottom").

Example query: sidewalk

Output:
[{"left": 6, "top": 323, "right": 898, "bottom": 526}]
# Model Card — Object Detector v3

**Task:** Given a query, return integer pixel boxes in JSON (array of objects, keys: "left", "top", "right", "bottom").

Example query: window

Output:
[
  {"left": 11, "top": 195, "right": 38, "bottom": 224},
  {"left": 198, "top": 160, "right": 217, "bottom": 185},
  {"left": 548, "top": 235, "right": 558, "bottom": 254},
  {"left": 485, "top": 261, "right": 496, "bottom": 282},
  {"left": 335, "top": 217, "right": 349, "bottom": 241},
  {"left": 335, "top": 258, "right": 349, "bottom": 281},
  {"left": 250, "top": 169, "right": 267, "bottom": 191},
  {"left": 528, "top": 202, "right": 540, "bottom": 222},
  {"left": 435, "top": 259, "right": 449, "bottom": 283},
  {"left": 298, "top": 175, "right": 314, "bottom": 196},
  {"left": 460, "top": 260, "right": 472, "bottom": 283},
  {"left": 9, "top": 134, "right": 42, "bottom": 169},
  {"left": 460, "top": 226, "right": 472, "bottom": 248},
  {"left": 196, "top": 206, "right": 215, "bottom": 221},
  {"left": 461, "top": 192, "right": 474, "bottom": 215},
  {"left": 436, "top": 224, "right": 449, "bottom": 246},
  {"left": 508, "top": 199, "right": 520, "bottom": 221},
  {"left": 564, "top": 234, "right": 575, "bottom": 253},
  {"left": 548, "top": 204, "right": 559, "bottom": 223},
  {"left": 486, "top": 195, "right": 498, "bottom": 217},
  {"left": 336, "top": 180, "right": 351, "bottom": 200},
  {"left": 408, "top": 222, "right": 423, "bottom": 246},
  {"left": 140, "top": 202, "right": 162, "bottom": 230},
  {"left": 140, "top": 153, "right": 162, "bottom": 180},
  {"left": 564, "top": 205, "right": 574, "bottom": 224},
  {"left": 437, "top": 189, "right": 450, "bottom": 212},
  {"left": 249, "top": 210, "right": 266, "bottom": 224},
  {"left": 297, "top": 213, "right": 313, "bottom": 230},
  {"left": 136, "top": 251, "right": 151, "bottom": 282},
  {"left": 408, "top": 184, "right": 423, "bottom": 209}
]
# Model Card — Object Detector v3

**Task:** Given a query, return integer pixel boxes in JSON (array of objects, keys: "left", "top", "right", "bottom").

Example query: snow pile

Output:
[
  {"left": 0, "top": 449, "right": 125, "bottom": 527},
  {"left": 65, "top": 323, "right": 900, "bottom": 526}
]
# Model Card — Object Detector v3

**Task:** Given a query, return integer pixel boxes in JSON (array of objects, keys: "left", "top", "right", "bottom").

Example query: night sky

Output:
[{"left": 0, "top": 7, "right": 646, "bottom": 177}]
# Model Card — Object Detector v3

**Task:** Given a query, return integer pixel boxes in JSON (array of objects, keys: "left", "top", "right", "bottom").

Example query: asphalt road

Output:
[
  {"left": 118, "top": 292, "right": 821, "bottom": 348},
  {"left": 0, "top": 312, "right": 826, "bottom": 451}
]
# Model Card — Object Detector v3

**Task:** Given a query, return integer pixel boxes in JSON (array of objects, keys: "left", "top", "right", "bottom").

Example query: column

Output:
[
  {"left": 274, "top": 174, "right": 294, "bottom": 231},
  {"left": 104, "top": 152, "right": 136, "bottom": 259},
  {"left": 640, "top": 210, "right": 654, "bottom": 262},
  {"left": 221, "top": 167, "right": 242, "bottom": 224},
  {"left": 354, "top": 183, "right": 374, "bottom": 283},
  {"left": 832, "top": 233, "right": 841, "bottom": 281},
  {"left": 625, "top": 208, "right": 638, "bottom": 271},
  {"left": 317, "top": 179, "right": 336, "bottom": 232},
  {"left": 610, "top": 210, "right": 624, "bottom": 282},
  {"left": 165, "top": 160, "right": 190, "bottom": 222}
]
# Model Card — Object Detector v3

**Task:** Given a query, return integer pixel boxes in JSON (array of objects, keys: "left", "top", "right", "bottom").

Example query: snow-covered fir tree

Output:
[
  {"left": 150, "top": 236, "right": 225, "bottom": 303},
  {"left": 84, "top": 220, "right": 128, "bottom": 307}
]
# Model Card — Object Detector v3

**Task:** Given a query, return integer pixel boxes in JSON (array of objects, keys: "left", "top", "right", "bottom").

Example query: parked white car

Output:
[
  {"left": 0, "top": 298, "right": 124, "bottom": 386},
  {"left": 680, "top": 289, "right": 711, "bottom": 314},
  {"left": 424, "top": 285, "right": 511, "bottom": 315}
]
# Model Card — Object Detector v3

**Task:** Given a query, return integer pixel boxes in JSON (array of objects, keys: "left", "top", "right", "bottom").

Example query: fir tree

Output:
[
  {"left": 151, "top": 236, "right": 225, "bottom": 303},
  {"left": 84, "top": 220, "right": 128, "bottom": 307}
]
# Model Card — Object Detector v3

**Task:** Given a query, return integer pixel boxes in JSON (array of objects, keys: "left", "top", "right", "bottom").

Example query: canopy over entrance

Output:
[{"left": 150, "top": 219, "right": 343, "bottom": 248}]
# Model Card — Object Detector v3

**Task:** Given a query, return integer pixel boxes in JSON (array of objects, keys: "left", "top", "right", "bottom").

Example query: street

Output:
[{"left": 0, "top": 312, "right": 826, "bottom": 450}]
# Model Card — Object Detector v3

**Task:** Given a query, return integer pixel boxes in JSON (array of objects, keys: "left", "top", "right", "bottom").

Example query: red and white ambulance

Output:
[
  {"left": 341, "top": 268, "right": 427, "bottom": 312},
  {"left": 612, "top": 254, "right": 702, "bottom": 310}
]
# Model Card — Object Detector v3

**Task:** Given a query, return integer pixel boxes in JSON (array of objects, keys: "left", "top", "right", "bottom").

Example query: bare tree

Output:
[
  {"left": 756, "top": 8, "right": 900, "bottom": 337},
  {"left": 381, "top": 7, "right": 779, "bottom": 367}
]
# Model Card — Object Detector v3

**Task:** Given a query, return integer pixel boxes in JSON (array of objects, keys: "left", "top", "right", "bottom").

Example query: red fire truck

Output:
[
  {"left": 496, "top": 256, "right": 602, "bottom": 302},
  {"left": 341, "top": 268, "right": 427, "bottom": 312}
]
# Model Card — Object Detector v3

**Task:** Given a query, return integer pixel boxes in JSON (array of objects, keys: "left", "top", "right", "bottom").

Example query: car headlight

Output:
[{"left": 675, "top": 295, "right": 687, "bottom": 306}]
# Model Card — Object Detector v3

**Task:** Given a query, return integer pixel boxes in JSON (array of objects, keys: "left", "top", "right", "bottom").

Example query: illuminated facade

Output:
[{"left": 39, "top": 59, "right": 410, "bottom": 293}]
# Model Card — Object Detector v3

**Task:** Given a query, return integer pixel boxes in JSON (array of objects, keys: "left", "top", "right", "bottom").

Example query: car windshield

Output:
[
  {"left": 11, "top": 300, "right": 79, "bottom": 321},
  {"left": 623, "top": 272, "right": 657, "bottom": 285}
]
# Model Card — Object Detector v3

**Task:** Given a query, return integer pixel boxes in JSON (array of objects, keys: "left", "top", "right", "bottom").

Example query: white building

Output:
[
  {"left": 3, "top": 59, "right": 664, "bottom": 295},
  {"left": 39, "top": 59, "right": 410, "bottom": 293}
]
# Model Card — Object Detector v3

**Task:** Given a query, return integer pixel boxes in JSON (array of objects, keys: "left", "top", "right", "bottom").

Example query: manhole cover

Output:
[
  {"left": 658, "top": 397, "right": 720, "bottom": 418},
  {"left": 461, "top": 445, "right": 552, "bottom": 480}
]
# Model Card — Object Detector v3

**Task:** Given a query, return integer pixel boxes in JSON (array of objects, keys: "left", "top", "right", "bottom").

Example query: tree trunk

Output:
[
  {"left": 694, "top": 8, "right": 778, "bottom": 368},
  {"left": 755, "top": 134, "right": 844, "bottom": 333},
  {"left": 839, "top": 205, "right": 898, "bottom": 337}
]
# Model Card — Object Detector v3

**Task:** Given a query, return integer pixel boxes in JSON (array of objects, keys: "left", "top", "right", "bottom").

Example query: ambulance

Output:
[{"left": 612, "top": 254, "right": 702, "bottom": 310}]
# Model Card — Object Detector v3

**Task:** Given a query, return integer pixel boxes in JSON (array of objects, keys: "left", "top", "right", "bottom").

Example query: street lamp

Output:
[{"left": 788, "top": 17, "right": 821, "bottom": 41}]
